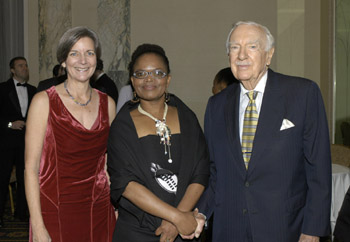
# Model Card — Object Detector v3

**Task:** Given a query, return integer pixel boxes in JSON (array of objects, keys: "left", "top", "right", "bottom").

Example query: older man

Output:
[{"left": 197, "top": 21, "right": 331, "bottom": 242}]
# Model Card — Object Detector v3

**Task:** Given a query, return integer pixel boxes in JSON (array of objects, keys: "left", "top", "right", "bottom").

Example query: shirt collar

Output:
[
  {"left": 13, "top": 78, "right": 26, "bottom": 86},
  {"left": 240, "top": 71, "right": 268, "bottom": 96}
]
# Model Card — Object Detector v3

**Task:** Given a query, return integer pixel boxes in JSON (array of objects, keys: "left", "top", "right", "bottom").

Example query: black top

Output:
[
  {"left": 140, "top": 134, "right": 181, "bottom": 204},
  {"left": 108, "top": 94, "right": 210, "bottom": 242}
]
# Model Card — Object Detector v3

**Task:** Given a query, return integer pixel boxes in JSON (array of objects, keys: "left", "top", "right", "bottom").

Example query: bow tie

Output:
[{"left": 16, "top": 82, "right": 27, "bottom": 87}]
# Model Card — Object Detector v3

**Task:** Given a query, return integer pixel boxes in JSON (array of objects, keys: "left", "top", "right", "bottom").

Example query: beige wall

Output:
[
  {"left": 335, "top": 0, "right": 350, "bottom": 144},
  {"left": 72, "top": 0, "right": 98, "bottom": 30},
  {"left": 25, "top": 0, "right": 40, "bottom": 87},
  {"left": 320, "top": 0, "right": 334, "bottom": 141},
  {"left": 131, "top": 0, "right": 278, "bottom": 125},
  {"left": 131, "top": 0, "right": 324, "bottom": 126},
  {"left": 25, "top": 0, "right": 328, "bottom": 128}
]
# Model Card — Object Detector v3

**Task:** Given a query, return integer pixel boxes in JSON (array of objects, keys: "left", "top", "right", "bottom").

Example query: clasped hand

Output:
[{"left": 155, "top": 208, "right": 206, "bottom": 242}]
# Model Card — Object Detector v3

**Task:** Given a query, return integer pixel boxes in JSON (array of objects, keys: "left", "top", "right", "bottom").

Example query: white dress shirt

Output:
[
  {"left": 14, "top": 78, "right": 28, "bottom": 118},
  {"left": 239, "top": 72, "right": 268, "bottom": 143}
]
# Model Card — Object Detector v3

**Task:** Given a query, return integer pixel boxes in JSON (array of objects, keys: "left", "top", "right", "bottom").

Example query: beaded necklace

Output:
[
  {"left": 138, "top": 103, "right": 172, "bottom": 163},
  {"left": 64, "top": 81, "right": 92, "bottom": 107}
]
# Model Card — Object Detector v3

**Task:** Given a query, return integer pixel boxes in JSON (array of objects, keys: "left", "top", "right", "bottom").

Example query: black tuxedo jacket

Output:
[
  {"left": 0, "top": 78, "right": 36, "bottom": 145},
  {"left": 36, "top": 75, "right": 66, "bottom": 92}
]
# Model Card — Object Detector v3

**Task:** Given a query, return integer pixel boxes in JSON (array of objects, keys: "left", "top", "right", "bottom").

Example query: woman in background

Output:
[
  {"left": 108, "top": 43, "right": 209, "bottom": 242},
  {"left": 25, "top": 26, "right": 116, "bottom": 242},
  {"left": 211, "top": 67, "right": 237, "bottom": 95}
]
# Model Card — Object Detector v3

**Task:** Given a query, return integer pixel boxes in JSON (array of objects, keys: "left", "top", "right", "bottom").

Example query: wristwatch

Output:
[{"left": 8, "top": 122, "right": 12, "bottom": 128}]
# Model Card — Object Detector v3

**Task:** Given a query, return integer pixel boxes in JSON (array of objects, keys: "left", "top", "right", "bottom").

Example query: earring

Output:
[
  {"left": 131, "top": 91, "right": 140, "bottom": 103},
  {"left": 164, "top": 92, "right": 170, "bottom": 103}
]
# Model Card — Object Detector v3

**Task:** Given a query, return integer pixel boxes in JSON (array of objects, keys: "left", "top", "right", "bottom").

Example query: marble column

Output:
[
  {"left": 38, "top": 0, "right": 71, "bottom": 80},
  {"left": 97, "top": 0, "right": 130, "bottom": 90}
]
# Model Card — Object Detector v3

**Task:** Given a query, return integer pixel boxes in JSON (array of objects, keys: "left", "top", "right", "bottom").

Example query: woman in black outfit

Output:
[{"left": 107, "top": 44, "right": 209, "bottom": 242}]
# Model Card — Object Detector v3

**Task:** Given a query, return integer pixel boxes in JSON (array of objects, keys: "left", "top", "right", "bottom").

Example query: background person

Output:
[
  {"left": 211, "top": 67, "right": 238, "bottom": 95},
  {"left": 37, "top": 64, "right": 67, "bottom": 92},
  {"left": 90, "top": 58, "right": 119, "bottom": 104},
  {"left": 196, "top": 21, "right": 331, "bottom": 242},
  {"left": 0, "top": 56, "right": 36, "bottom": 227},
  {"left": 25, "top": 26, "right": 116, "bottom": 242},
  {"left": 116, "top": 81, "right": 133, "bottom": 114},
  {"left": 108, "top": 43, "right": 209, "bottom": 242},
  {"left": 52, "top": 64, "right": 66, "bottom": 77}
]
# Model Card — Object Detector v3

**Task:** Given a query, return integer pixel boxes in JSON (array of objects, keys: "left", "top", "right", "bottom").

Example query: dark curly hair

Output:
[
  {"left": 128, "top": 44, "right": 170, "bottom": 78},
  {"left": 214, "top": 67, "right": 238, "bottom": 86}
]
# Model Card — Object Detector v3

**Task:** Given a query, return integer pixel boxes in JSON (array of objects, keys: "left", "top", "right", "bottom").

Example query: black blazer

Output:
[
  {"left": 91, "top": 73, "right": 119, "bottom": 104},
  {"left": 37, "top": 75, "right": 66, "bottom": 92},
  {"left": 0, "top": 78, "right": 36, "bottom": 144}
]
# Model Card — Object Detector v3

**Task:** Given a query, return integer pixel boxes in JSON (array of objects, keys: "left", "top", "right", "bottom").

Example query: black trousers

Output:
[{"left": 0, "top": 141, "right": 27, "bottom": 219}]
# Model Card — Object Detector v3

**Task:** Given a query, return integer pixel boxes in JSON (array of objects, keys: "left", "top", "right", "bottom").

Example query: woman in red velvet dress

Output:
[{"left": 25, "top": 26, "right": 116, "bottom": 242}]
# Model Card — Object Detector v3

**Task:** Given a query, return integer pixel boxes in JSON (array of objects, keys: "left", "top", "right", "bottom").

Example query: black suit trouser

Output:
[{"left": 0, "top": 141, "right": 27, "bottom": 218}]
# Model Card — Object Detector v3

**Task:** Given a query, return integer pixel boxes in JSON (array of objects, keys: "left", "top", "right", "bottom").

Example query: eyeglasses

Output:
[{"left": 133, "top": 70, "right": 167, "bottom": 79}]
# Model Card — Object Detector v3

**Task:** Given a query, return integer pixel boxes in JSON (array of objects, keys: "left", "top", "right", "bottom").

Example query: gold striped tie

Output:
[{"left": 242, "top": 91, "right": 259, "bottom": 169}]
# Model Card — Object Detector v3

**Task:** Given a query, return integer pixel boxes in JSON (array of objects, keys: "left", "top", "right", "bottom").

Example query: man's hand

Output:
[
  {"left": 155, "top": 220, "right": 178, "bottom": 242},
  {"left": 11, "top": 120, "right": 25, "bottom": 130},
  {"left": 172, "top": 210, "right": 198, "bottom": 236},
  {"left": 299, "top": 234, "right": 319, "bottom": 242},
  {"left": 180, "top": 209, "right": 206, "bottom": 240}
]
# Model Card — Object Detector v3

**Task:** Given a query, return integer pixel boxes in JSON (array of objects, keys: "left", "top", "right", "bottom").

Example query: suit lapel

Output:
[
  {"left": 224, "top": 84, "right": 247, "bottom": 175},
  {"left": 248, "top": 70, "right": 285, "bottom": 173},
  {"left": 8, "top": 79, "right": 22, "bottom": 116},
  {"left": 26, "top": 85, "right": 36, "bottom": 118},
  {"left": 27, "top": 85, "right": 36, "bottom": 102}
]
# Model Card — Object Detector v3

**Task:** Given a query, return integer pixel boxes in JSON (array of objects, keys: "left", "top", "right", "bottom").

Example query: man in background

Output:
[
  {"left": 90, "top": 59, "right": 119, "bottom": 104},
  {"left": 36, "top": 64, "right": 66, "bottom": 92},
  {"left": 0, "top": 57, "right": 36, "bottom": 227}
]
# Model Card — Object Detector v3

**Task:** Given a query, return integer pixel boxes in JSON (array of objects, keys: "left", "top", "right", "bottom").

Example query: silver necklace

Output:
[
  {"left": 64, "top": 81, "right": 92, "bottom": 107},
  {"left": 138, "top": 103, "right": 172, "bottom": 163}
]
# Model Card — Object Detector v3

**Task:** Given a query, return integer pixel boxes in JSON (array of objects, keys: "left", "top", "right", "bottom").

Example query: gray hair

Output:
[
  {"left": 225, "top": 21, "right": 274, "bottom": 54},
  {"left": 56, "top": 26, "right": 101, "bottom": 64}
]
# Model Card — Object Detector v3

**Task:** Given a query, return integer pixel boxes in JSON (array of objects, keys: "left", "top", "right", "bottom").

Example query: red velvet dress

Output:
[{"left": 30, "top": 87, "right": 116, "bottom": 242}]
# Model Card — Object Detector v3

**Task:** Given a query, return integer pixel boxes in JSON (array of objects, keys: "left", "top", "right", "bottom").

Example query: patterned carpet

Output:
[{"left": 0, "top": 185, "right": 29, "bottom": 242}]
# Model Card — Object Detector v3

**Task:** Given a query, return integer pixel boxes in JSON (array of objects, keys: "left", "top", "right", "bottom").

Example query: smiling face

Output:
[
  {"left": 62, "top": 37, "right": 97, "bottom": 83},
  {"left": 131, "top": 53, "right": 171, "bottom": 103},
  {"left": 228, "top": 24, "right": 274, "bottom": 89}
]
